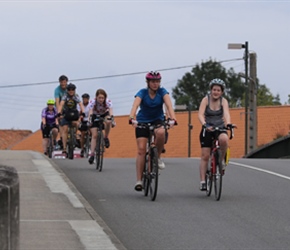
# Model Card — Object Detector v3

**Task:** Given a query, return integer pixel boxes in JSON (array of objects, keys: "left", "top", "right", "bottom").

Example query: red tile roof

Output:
[{"left": 0, "top": 130, "right": 32, "bottom": 150}]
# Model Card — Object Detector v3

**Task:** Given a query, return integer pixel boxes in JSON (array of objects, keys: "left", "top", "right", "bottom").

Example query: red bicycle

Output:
[{"left": 205, "top": 125, "right": 236, "bottom": 201}]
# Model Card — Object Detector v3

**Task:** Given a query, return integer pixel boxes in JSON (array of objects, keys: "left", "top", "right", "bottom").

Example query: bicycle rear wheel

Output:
[
  {"left": 47, "top": 132, "right": 53, "bottom": 158},
  {"left": 149, "top": 147, "right": 159, "bottom": 201},
  {"left": 84, "top": 132, "right": 91, "bottom": 158},
  {"left": 96, "top": 130, "right": 104, "bottom": 171},
  {"left": 205, "top": 170, "right": 212, "bottom": 196},
  {"left": 143, "top": 152, "right": 149, "bottom": 196},
  {"left": 68, "top": 127, "right": 74, "bottom": 159},
  {"left": 214, "top": 149, "right": 223, "bottom": 201}
]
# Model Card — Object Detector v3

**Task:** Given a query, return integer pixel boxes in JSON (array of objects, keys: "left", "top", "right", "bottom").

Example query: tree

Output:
[
  {"left": 172, "top": 59, "right": 245, "bottom": 110},
  {"left": 172, "top": 58, "right": 279, "bottom": 109}
]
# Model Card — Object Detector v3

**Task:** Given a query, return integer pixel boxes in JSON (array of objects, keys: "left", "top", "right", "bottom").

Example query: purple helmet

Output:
[{"left": 146, "top": 71, "right": 162, "bottom": 81}]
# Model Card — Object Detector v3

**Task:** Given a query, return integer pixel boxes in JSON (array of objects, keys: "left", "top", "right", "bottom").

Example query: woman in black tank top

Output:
[{"left": 197, "top": 79, "right": 232, "bottom": 191}]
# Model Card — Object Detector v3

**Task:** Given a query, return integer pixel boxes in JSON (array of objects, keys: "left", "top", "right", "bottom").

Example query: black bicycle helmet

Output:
[
  {"left": 82, "top": 93, "right": 90, "bottom": 98},
  {"left": 66, "top": 83, "right": 76, "bottom": 90}
]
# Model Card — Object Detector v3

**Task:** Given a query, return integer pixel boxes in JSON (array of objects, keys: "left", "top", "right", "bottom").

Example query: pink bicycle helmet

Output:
[{"left": 145, "top": 71, "right": 162, "bottom": 81}]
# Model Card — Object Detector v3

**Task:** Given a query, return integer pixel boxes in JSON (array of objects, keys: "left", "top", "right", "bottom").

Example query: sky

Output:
[{"left": 0, "top": 0, "right": 289, "bottom": 132}]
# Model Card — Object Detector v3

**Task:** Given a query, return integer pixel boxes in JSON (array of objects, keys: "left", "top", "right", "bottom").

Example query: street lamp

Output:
[{"left": 228, "top": 41, "right": 249, "bottom": 156}]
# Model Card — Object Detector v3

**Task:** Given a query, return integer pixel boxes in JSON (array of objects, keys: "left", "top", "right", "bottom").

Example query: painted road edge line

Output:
[{"left": 230, "top": 161, "right": 290, "bottom": 181}]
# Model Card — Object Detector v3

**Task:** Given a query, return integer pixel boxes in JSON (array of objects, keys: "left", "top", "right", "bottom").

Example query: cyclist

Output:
[
  {"left": 54, "top": 75, "right": 68, "bottom": 149},
  {"left": 57, "top": 83, "right": 85, "bottom": 158},
  {"left": 87, "top": 88, "right": 115, "bottom": 164},
  {"left": 41, "top": 99, "right": 59, "bottom": 155},
  {"left": 78, "top": 93, "right": 91, "bottom": 157},
  {"left": 129, "top": 71, "right": 177, "bottom": 191},
  {"left": 197, "top": 78, "right": 233, "bottom": 191}
]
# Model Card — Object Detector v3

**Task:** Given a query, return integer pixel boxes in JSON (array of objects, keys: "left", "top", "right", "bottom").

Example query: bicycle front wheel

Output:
[
  {"left": 214, "top": 149, "right": 223, "bottom": 201},
  {"left": 205, "top": 169, "right": 212, "bottom": 196},
  {"left": 68, "top": 128, "right": 74, "bottom": 159},
  {"left": 96, "top": 130, "right": 104, "bottom": 171},
  {"left": 143, "top": 152, "right": 149, "bottom": 196},
  {"left": 47, "top": 132, "right": 53, "bottom": 158},
  {"left": 84, "top": 133, "right": 91, "bottom": 158},
  {"left": 149, "top": 147, "right": 159, "bottom": 201}
]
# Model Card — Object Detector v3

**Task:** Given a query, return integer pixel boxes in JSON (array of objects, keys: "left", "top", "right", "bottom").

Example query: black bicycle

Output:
[
  {"left": 205, "top": 125, "right": 235, "bottom": 201},
  {"left": 83, "top": 129, "right": 91, "bottom": 158},
  {"left": 134, "top": 120, "right": 176, "bottom": 201},
  {"left": 47, "top": 129, "right": 54, "bottom": 158},
  {"left": 67, "top": 122, "right": 77, "bottom": 160},
  {"left": 93, "top": 115, "right": 111, "bottom": 171}
]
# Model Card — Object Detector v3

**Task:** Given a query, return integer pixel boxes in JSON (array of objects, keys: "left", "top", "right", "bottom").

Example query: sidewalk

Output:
[{"left": 0, "top": 150, "right": 126, "bottom": 250}]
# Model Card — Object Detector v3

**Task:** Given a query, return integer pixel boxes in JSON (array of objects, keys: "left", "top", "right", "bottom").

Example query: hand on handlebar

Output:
[
  {"left": 227, "top": 123, "right": 237, "bottom": 129},
  {"left": 128, "top": 117, "right": 138, "bottom": 127},
  {"left": 167, "top": 119, "right": 177, "bottom": 128}
]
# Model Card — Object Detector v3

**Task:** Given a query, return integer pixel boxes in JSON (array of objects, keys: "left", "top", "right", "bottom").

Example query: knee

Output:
[
  {"left": 137, "top": 148, "right": 146, "bottom": 157},
  {"left": 201, "top": 153, "right": 210, "bottom": 162}
]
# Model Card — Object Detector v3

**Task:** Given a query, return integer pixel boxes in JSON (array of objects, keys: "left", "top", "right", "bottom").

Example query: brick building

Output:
[{"left": 7, "top": 105, "right": 290, "bottom": 158}]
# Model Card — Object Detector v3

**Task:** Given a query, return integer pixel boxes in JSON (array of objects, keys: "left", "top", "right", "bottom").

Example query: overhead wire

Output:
[{"left": 0, "top": 58, "right": 243, "bottom": 89}]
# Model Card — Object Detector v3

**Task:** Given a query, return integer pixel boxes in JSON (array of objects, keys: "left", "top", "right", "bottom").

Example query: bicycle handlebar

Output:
[
  {"left": 202, "top": 125, "right": 237, "bottom": 139},
  {"left": 129, "top": 119, "right": 177, "bottom": 129}
]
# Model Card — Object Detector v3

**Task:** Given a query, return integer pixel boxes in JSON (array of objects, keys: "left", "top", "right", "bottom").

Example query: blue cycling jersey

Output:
[{"left": 135, "top": 87, "right": 168, "bottom": 123}]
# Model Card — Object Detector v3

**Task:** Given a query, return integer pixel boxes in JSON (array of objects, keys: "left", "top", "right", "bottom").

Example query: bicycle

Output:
[
  {"left": 47, "top": 129, "right": 54, "bottom": 158},
  {"left": 83, "top": 129, "right": 91, "bottom": 158},
  {"left": 205, "top": 125, "right": 235, "bottom": 201},
  {"left": 132, "top": 119, "right": 176, "bottom": 201},
  {"left": 67, "top": 121, "right": 77, "bottom": 160},
  {"left": 93, "top": 115, "right": 111, "bottom": 171}
]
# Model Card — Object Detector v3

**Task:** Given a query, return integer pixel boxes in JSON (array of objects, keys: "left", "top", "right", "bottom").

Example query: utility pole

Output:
[
  {"left": 249, "top": 52, "right": 257, "bottom": 151},
  {"left": 244, "top": 42, "right": 249, "bottom": 155}
]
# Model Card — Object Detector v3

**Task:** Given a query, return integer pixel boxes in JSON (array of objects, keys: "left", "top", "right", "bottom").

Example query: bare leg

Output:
[
  {"left": 218, "top": 133, "right": 229, "bottom": 161},
  {"left": 90, "top": 128, "right": 97, "bottom": 154},
  {"left": 136, "top": 138, "right": 147, "bottom": 182},
  {"left": 42, "top": 138, "right": 48, "bottom": 153},
  {"left": 154, "top": 127, "right": 165, "bottom": 158},
  {"left": 199, "top": 147, "right": 211, "bottom": 182},
  {"left": 62, "top": 125, "right": 68, "bottom": 151}
]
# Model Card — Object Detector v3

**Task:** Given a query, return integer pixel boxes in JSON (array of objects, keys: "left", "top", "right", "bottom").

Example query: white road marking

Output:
[
  {"left": 230, "top": 161, "right": 290, "bottom": 181},
  {"left": 32, "top": 159, "right": 83, "bottom": 208},
  {"left": 69, "top": 220, "right": 118, "bottom": 250}
]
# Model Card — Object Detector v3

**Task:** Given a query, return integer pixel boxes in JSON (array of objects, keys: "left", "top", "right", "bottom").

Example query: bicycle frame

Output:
[
  {"left": 93, "top": 115, "right": 109, "bottom": 171},
  {"left": 67, "top": 122, "right": 76, "bottom": 160},
  {"left": 47, "top": 129, "right": 54, "bottom": 158},
  {"left": 205, "top": 126, "right": 235, "bottom": 201},
  {"left": 141, "top": 122, "right": 160, "bottom": 201}
]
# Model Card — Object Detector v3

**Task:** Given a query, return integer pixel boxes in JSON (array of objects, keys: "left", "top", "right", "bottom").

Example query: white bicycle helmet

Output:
[{"left": 209, "top": 78, "right": 225, "bottom": 91}]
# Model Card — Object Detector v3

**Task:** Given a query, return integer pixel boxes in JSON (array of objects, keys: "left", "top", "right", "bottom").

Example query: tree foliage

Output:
[{"left": 172, "top": 58, "right": 279, "bottom": 110}]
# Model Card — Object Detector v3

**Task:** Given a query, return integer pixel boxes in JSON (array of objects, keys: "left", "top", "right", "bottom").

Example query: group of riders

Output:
[
  {"left": 41, "top": 75, "right": 115, "bottom": 164},
  {"left": 41, "top": 72, "right": 235, "bottom": 192}
]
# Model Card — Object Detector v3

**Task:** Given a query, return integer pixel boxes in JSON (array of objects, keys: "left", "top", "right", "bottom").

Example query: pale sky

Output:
[{"left": 0, "top": 0, "right": 289, "bottom": 131}]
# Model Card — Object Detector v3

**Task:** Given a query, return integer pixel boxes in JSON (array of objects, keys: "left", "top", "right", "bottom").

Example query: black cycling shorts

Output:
[
  {"left": 135, "top": 120, "right": 163, "bottom": 139},
  {"left": 199, "top": 128, "right": 227, "bottom": 148},
  {"left": 41, "top": 123, "right": 59, "bottom": 139}
]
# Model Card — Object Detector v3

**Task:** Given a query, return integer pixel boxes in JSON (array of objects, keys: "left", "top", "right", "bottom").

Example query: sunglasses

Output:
[{"left": 67, "top": 89, "right": 75, "bottom": 91}]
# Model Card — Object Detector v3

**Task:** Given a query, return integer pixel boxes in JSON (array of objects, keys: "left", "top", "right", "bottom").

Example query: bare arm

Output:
[
  {"left": 222, "top": 98, "right": 231, "bottom": 125},
  {"left": 78, "top": 102, "right": 85, "bottom": 114},
  {"left": 41, "top": 117, "right": 46, "bottom": 125},
  {"left": 55, "top": 98, "right": 60, "bottom": 112},
  {"left": 129, "top": 96, "right": 142, "bottom": 118},
  {"left": 198, "top": 97, "right": 207, "bottom": 125},
  {"left": 57, "top": 100, "right": 65, "bottom": 114},
  {"left": 163, "top": 94, "right": 176, "bottom": 120}
]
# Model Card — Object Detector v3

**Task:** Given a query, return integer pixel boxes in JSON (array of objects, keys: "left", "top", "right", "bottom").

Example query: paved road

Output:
[{"left": 54, "top": 157, "right": 290, "bottom": 250}]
